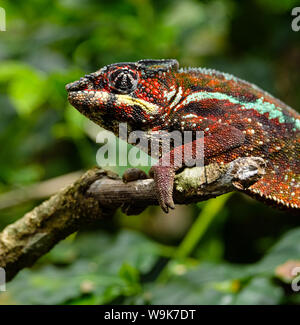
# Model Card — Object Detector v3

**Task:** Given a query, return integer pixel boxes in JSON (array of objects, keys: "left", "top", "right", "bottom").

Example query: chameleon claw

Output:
[{"left": 161, "top": 198, "right": 175, "bottom": 213}]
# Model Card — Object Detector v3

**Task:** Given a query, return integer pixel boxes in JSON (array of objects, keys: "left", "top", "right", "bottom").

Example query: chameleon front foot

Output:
[
  {"left": 122, "top": 168, "right": 148, "bottom": 183},
  {"left": 149, "top": 166, "right": 175, "bottom": 213}
]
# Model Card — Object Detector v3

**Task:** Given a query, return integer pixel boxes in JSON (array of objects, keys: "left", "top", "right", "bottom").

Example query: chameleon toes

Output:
[{"left": 122, "top": 168, "right": 148, "bottom": 183}]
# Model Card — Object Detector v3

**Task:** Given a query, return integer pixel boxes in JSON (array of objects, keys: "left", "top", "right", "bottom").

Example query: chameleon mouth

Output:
[
  {"left": 66, "top": 75, "right": 159, "bottom": 115},
  {"left": 66, "top": 77, "right": 112, "bottom": 109},
  {"left": 67, "top": 89, "right": 111, "bottom": 110},
  {"left": 67, "top": 88, "right": 160, "bottom": 115}
]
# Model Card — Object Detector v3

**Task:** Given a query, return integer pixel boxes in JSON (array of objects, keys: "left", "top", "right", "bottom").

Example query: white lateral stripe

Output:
[{"left": 116, "top": 94, "right": 159, "bottom": 113}]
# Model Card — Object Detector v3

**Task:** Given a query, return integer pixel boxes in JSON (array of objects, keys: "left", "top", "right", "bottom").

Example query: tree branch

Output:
[{"left": 0, "top": 157, "right": 265, "bottom": 281}]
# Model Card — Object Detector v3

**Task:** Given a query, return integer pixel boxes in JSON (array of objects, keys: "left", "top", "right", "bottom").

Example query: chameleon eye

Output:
[{"left": 108, "top": 68, "right": 139, "bottom": 93}]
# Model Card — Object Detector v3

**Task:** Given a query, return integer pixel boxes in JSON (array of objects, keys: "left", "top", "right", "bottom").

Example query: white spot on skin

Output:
[{"left": 183, "top": 114, "right": 199, "bottom": 119}]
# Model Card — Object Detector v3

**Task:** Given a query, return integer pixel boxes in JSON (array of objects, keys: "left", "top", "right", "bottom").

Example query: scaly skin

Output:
[{"left": 66, "top": 59, "right": 300, "bottom": 212}]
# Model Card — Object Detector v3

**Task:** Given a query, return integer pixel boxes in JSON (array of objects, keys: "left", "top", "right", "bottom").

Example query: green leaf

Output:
[
  {"left": 144, "top": 280, "right": 235, "bottom": 305},
  {"left": 234, "top": 277, "right": 284, "bottom": 305},
  {"left": 3, "top": 230, "right": 161, "bottom": 305},
  {"left": 252, "top": 228, "right": 300, "bottom": 275}
]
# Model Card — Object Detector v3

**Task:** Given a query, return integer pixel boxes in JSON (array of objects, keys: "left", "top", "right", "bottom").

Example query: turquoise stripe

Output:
[{"left": 180, "top": 92, "right": 299, "bottom": 130}]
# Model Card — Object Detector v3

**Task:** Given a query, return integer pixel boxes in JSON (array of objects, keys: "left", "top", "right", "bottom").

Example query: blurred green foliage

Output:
[
  {"left": 2, "top": 228, "right": 300, "bottom": 305},
  {"left": 0, "top": 0, "right": 299, "bottom": 305}
]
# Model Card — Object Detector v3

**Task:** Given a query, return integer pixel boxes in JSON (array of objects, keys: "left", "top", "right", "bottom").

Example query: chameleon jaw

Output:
[
  {"left": 68, "top": 90, "right": 160, "bottom": 116},
  {"left": 67, "top": 90, "right": 111, "bottom": 110}
]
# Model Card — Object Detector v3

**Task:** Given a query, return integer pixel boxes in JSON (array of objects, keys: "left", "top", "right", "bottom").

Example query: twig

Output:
[{"left": 0, "top": 157, "right": 266, "bottom": 281}]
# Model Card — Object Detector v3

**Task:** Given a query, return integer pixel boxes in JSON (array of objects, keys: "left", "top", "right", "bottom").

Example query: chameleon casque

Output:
[{"left": 66, "top": 59, "right": 300, "bottom": 213}]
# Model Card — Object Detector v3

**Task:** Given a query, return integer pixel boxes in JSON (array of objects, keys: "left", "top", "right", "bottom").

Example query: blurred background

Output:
[{"left": 0, "top": 0, "right": 300, "bottom": 305}]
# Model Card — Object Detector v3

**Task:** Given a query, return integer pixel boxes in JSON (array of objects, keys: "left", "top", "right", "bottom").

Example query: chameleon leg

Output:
[{"left": 150, "top": 126, "right": 245, "bottom": 212}]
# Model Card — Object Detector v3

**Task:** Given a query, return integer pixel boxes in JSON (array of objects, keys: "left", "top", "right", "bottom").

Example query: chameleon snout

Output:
[{"left": 66, "top": 77, "right": 92, "bottom": 92}]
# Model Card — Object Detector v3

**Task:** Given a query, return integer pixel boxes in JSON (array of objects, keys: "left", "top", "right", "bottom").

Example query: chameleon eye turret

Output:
[{"left": 108, "top": 67, "right": 139, "bottom": 94}]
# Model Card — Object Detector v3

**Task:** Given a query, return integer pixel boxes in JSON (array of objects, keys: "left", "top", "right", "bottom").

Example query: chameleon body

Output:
[{"left": 66, "top": 59, "right": 300, "bottom": 212}]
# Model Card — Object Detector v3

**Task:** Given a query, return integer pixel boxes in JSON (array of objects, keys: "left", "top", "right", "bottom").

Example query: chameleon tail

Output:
[{"left": 247, "top": 152, "right": 300, "bottom": 210}]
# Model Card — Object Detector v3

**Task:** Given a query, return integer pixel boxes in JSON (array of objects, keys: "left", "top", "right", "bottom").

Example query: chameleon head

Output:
[{"left": 66, "top": 59, "right": 179, "bottom": 133}]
